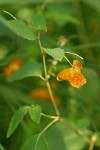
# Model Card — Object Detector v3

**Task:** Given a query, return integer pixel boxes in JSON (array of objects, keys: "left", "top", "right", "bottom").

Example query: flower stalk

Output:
[{"left": 38, "top": 32, "right": 60, "bottom": 117}]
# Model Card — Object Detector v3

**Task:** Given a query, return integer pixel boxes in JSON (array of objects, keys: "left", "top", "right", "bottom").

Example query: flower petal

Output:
[
  {"left": 68, "top": 72, "right": 86, "bottom": 88},
  {"left": 72, "top": 60, "right": 82, "bottom": 71},
  {"left": 57, "top": 60, "right": 86, "bottom": 88},
  {"left": 57, "top": 68, "right": 71, "bottom": 81}
]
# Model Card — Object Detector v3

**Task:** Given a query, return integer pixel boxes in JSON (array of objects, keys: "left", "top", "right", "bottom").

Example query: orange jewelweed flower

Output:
[
  {"left": 57, "top": 60, "right": 86, "bottom": 88},
  {"left": 4, "top": 58, "right": 22, "bottom": 78},
  {"left": 29, "top": 88, "right": 60, "bottom": 105}
]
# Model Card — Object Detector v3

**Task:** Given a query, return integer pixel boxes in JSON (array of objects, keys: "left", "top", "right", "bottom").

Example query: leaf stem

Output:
[
  {"left": 65, "top": 52, "right": 83, "bottom": 60},
  {"left": 41, "top": 112, "right": 58, "bottom": 119},
  {"left": 39, "top": 75, "right": 45, "bottom": 81},
  {"left": 38, "top": 32, "right": 60, "bottom": 117},
  {"left": 3, "top": 10, "right": 16, "bottom": 20},
  {"left": 40, "top": 117, "right": 59, "bottom": 135},
  {"left": 35, "top": 117, "right": 59, "bottom": 150},
  {"left": 64, "top": 56, "right": 72, "bottom": 66}
]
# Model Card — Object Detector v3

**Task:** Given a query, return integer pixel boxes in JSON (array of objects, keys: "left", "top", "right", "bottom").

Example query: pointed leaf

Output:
[
  {"left": 29, "top": 105, "right": 41, "bottom": 124},
  {"left": 8, "top": 19, "right": 37, "bottom": 40},
  {"left": 8, "top": 61, "right": 42, "bottom": 81},
  {"left": 32, "top": 13, "right": 47, "bottom": 32},
  {"left": 43, "top": 47, "right": 64, "bottom": 61},
  {"left": 7, "top": 106, "right": 30, "bottom": 138},
  {"left": 21, "top": 134, "right": 48, "bottom": 150}
]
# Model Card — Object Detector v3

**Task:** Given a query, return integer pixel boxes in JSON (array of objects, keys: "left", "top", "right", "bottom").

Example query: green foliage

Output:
[
  {"left": 43, "top": 47, "right": 64, "bottom": 61},
  {"left": 0, "top": 0, "right": 45, "bottom": 5},
  {"left": 84, "top": 0, "right": 100, "bottom": 11},
  {"left": 21, "top": 134, "right": 48, "bottom": 150},
  {"left": 76, "top": 118, "right": 90, "bottom": 129},
  {"left": 0, "top": 0, "right": 100, "bottom": 150},
  {"left": 0, "top": 15, "right": 10, "bottom": 28},
  {"left": 8, "top": 61, "right": 42, "bottom": 81},
  {"left": 45, "top": 12, "right": 80, "bottom": 25},
  {"left": 45, "top": 120, "right": 87, "bottom": 150},
  {"left": 0, "top": 144, "right": 5, "bottom": 150},
  {"left": 32, "top": 13, "right": 47, "bottom": 32},
  {"left": 29, "top": 105, "right": 41, "bottom": 124},
  {"left": 8, "top": 19, "right": 37, "bottom": 40},
  {"left": 7, "top": 105, "right": 42, "bottom": 138},
  {"left": 7, "top": 106, "right": 30, "bottom": 138}
]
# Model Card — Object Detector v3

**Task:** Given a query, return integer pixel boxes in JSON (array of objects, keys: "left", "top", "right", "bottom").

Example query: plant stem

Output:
[
  {"left": 40, "top": 117, "right": 59, "bottom": 136},
  {"left": 60, "top": 117, "right": 91, "bottom": 143},
  {"left": 35, "top": 117, "right": 59, "bottom": 150},
  {"left": 46, "top": 82, "right": 60, "bottom": 116},
  {"left": 89, "top": 135, "right": 97, "bottom": 150},
  {"left": 38, "top": 32, "right": 60, "bottom": 116},
  {"left": 37, "top": 32, "right": 93, "bottom": 146}
]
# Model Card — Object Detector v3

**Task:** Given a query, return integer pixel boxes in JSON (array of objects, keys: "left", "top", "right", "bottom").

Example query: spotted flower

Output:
[{"left": 57, "top": 60, "right": 86, "bottom": 88}]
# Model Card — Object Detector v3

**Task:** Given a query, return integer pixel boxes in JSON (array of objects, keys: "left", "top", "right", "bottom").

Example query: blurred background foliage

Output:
[{"left": 0, "top": 0, "right": 100, "bottom": 150}]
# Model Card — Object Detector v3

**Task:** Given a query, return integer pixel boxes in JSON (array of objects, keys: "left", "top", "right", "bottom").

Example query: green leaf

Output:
[
  {"left": 43, "top": 47, "right": 64, "bottom": 61},
  {"left": 32, "top": 13, "right": 47, "bottom": 32},
  {"left": 77, "top": 118, "right": 90, "bottom": 129},
  {"left": 7, "top": 106, "right": 29, "bottom": 138},
  {"left": 8, "top": 19, "right": 37, "bottom": 40},
  {"left": 45, "top": 12, "right": 80, "bottom": 25},
  {"left": 29, "top": 105, "right": 41, "bottom": 124},
  {"left": 8, "top": 61, "right": 42, "bottom": 81},
  {"left": 0, "top": 0, "right": 72, "bottom": 5},
  {"left": 21, "top": 134, "right": 48, "bottom": 150},
  {"left": 84, "top": 0, "right": 100, "bottom": 12},
  {"left": 0, "top": 144, "right": 6, "bottom": 150},
  {"left": 0, "top": 15, "right": 10, "bottom": 28},
  {"left": 45, "top": 120, "right": 86, "bottom": 150}
]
